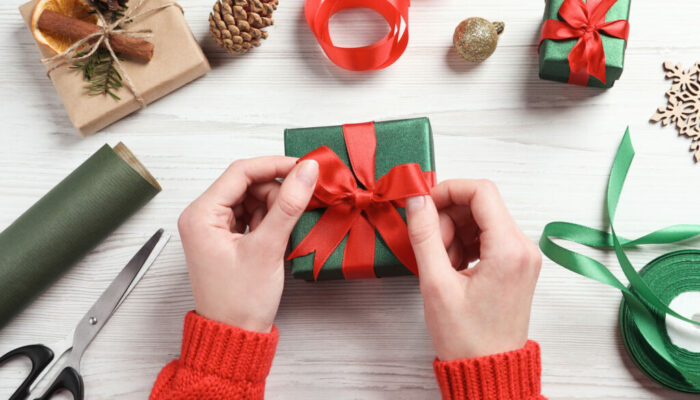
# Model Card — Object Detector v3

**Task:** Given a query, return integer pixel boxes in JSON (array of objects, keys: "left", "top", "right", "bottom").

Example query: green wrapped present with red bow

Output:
[
  {"left": 284, "top": 118, "right": 436, "bottom": 281},
  {"left": 538, "top": 0, "right": 630, "bottom": 88}
]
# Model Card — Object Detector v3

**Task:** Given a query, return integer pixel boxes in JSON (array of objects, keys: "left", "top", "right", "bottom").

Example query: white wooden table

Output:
[{"left": 1, "top": 0, "right": 700, "bottom": 398}]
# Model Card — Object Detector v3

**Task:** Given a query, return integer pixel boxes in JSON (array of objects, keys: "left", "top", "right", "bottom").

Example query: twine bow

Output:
[{"left": 41, "top": 0, "right": 180, "bottom": 107}]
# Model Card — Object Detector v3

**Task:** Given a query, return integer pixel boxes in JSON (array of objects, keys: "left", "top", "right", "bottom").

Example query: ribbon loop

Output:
[
  {"left": 304, "top": 0, "right": 410, "bottom": 71},
  {"left": 538, "top": 0, "right": 629, "bottom": 85},
  {"left": 287, "top": 122, "right": 432, "bottom": 280}
]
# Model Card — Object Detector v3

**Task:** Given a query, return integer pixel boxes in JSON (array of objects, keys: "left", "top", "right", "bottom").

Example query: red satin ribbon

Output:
[
  {"left": 287, "top": 122, "right": 435, "bottom": 280},
  {"left": 539, "top": 0, "right": 629, "bottom": 86},
  {"left": 305, "top": 0, "right": 410, "bottom": 71}
]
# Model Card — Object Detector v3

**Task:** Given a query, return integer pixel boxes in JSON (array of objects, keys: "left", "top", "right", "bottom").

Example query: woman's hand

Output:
[
  {"left": 405, "top": 179, "right": 542, "bottom": 361},
  {"left": 177, "top": 157, "right": 318, "bottom": 333}
]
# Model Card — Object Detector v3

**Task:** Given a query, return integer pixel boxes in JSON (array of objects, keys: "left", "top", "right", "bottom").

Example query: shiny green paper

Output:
[
  {"left": 538, "top": 0, "right": 630, "bottom": 88},
  {"left": 0, "top": 144, "right": 160, "bottom": 329},
  {"left": 540, "top": 128, "right": 700, "bottom": 391},
  {"left": 284, "top": 118, "right": 435, "bottom": 281}
]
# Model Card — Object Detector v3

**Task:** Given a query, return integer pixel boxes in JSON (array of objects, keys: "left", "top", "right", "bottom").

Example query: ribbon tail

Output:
[
  {"left": 567, "top": 37, "right": 590, "bottom": 86},
  {"left": 287, "top": 206, "right": 360, "bottom": 280},
  {"left": 343, "top": 215, "right": 377, "bottom": 279},
  {"left": 584, "top": 32, "right": 607, "bottom": 85},
  {"left": 367, "top": 204, "right": 418, "bottom": 275}
]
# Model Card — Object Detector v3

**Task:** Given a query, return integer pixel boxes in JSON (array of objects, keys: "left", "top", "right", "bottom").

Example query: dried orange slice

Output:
[{"left": 31, "top": 0, "right": 97, "bottom": 54}]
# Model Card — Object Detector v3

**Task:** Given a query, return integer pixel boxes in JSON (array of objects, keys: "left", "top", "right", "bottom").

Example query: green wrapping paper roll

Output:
[{"left": 0, "top": 143, "right": 161, "bottom": 329}]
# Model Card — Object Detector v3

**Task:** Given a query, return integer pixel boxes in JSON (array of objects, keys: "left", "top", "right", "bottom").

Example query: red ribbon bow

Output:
[
  {"left": 305, "top": 0, "right": 410, "bottom": 71},
  {"left": 539, "top": 0, "right": 629, "bottom": 86},
  {"left": 287, "top": 122, "right": 434, "bottom": 280}
]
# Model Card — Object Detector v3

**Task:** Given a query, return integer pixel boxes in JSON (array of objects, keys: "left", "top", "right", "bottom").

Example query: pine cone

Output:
[{"left": 209, "top": 0, "right": 278, "bottom": 54}]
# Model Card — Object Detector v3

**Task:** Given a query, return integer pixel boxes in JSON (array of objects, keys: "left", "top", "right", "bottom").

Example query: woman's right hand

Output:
[{"left": 405, "top": 179, "right": 542, "bottom": 361}]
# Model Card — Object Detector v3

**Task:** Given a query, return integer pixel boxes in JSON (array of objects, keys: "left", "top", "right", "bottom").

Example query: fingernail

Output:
[
  {"left": 296, "top": 160, "right": 318, "bottom": 187},
  {"left": 405, "top": 195, "right": 425, "bottom": 212}
]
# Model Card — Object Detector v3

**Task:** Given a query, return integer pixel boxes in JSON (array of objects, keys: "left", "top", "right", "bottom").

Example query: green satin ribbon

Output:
[{"left": 540, "top": 128, "right": 700, "bottom": 392}]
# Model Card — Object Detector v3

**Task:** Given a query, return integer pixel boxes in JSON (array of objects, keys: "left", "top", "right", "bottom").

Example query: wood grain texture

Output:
[{"left": 1, "top": 0, "right": 700, "bottom": 398}]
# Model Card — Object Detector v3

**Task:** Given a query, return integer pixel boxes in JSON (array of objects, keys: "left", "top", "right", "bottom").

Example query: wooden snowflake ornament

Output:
[{"left": 650, "top": 61, "right": 700, "bottom": 161}]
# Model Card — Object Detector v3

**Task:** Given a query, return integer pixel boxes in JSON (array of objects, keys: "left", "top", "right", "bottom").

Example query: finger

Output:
[
  {"left": 231, "top": 203, "right": 245, "bottom": 231},
  {"left": 241, "top": 196, "right": 266, "bottom": 231},
  {"left": 248, "top": 206, "right": 266, "bottom": 231},
  {"left": 405, "top": 195, "right": 454, "bottom": 284},
  {"left": 243, "top": 195, "right": 265, "bottom": 215},
  {"left": 443, "top": 204, "right": 474, "bottom": 229},
  {"left": 431, "top": 179, "right": 515, "bottom": 235},
  {"left": 201, "top": 156, "right": 297, "bottom": 207},
  {"left": 438, "top": 211, "right": 455, "bottom": 248},
  {"left": 252, "top": 160, "right": 319, "bottom": 247},
  {"left": 248, "top": 181, "right": 282, "bottom": 210},
  {"left": 462, "top": 237, "right": 480, "bottom": 265},
  {"left": 446, "top": 240, "right": 463, "bottom": 269},
  {"left": 234, "top": 219, "right": 246, "bottom": 234}
]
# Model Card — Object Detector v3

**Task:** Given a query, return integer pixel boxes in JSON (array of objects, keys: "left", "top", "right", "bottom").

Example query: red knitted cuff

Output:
[
  {"left": 433, "top": 340, "right": 544, "bottom": 400},
  {"left": 179, "top": 311, "right": 279, "bottom": 383}
]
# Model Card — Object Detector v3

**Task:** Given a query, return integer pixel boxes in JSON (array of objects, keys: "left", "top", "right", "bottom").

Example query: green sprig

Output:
[
  {"left": 71, "top": 48, "right": 124, "bottom": 100},
  {"left": 70, "top": 3, "right": 129, "bottom": 101}
]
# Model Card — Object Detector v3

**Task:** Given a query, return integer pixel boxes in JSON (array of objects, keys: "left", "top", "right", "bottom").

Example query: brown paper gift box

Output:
[{"left": 20, "top": 0, "right": 210, "bottom": 136}]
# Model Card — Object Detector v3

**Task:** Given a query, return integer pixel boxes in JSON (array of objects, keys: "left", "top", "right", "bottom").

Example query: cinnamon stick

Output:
[{"left": 37, "top": 10, "right": 154, "bottom": 62}]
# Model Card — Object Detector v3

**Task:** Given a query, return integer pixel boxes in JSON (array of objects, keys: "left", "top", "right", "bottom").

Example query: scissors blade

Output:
[{"left": 67, "top": 229, "right": 164, "bottom": 361}]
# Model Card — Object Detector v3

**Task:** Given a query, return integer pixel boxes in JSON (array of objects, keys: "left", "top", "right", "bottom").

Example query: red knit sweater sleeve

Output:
[
  {"left": 433, "top": 340, "right": 546, "bottom": 400},
  {"left": 149, "top": 311, "right": 278, "bottom": 400}
]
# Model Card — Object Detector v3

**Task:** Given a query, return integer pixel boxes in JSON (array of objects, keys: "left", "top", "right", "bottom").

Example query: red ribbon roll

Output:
[
  {"left": 539, "top": 0, "right": 629, "bottom": 86},
  {"left": 304, "top": 0, "right": 410, "bottom": 71},
  {"left": 287, "top": 122, "right": 435, "bottom": 280}
]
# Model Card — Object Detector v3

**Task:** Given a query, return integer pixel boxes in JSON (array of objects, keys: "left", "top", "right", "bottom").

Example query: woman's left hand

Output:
[{"left": 177, "top": 156, "right": 318, "bottom": 333}]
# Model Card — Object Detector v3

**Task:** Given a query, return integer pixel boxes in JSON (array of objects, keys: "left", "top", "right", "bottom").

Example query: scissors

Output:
[{"left": 0, "top": 229, "right": 169, "bottom": 400}]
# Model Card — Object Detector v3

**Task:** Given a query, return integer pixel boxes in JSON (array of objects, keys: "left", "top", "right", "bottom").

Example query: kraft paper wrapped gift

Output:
[{"left": 20, "top": 0, "right": 210, "bottom": 136}]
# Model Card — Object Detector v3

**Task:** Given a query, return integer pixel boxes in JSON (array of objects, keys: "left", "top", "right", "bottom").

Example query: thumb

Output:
[
  {"left": 253, "top": 160, "right": 318, "bottom": 249},
  {"left": 405, "top": 195, "right": 453, "bottom": 283}
]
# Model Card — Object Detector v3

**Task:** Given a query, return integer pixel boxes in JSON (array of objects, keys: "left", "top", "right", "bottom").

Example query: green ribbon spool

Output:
[
  {"left": 540, "top": 128, "right": 700, "bottom": 392},
  {"left": 620, "top": 250, "right": 700, "bottom": 392}
]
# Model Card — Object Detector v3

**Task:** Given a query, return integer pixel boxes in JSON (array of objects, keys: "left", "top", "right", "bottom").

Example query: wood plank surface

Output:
[{"left": 1, "top": 0, "right": 699, "bottom": 398}]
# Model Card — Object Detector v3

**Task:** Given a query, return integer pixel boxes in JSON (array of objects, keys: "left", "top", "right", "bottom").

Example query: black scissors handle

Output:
[
  {"left": 0, "top": 344, "right": 53, "bottom": 400},
  {"left": 34, "top": 366, "right": 83, "bottom": 400}
]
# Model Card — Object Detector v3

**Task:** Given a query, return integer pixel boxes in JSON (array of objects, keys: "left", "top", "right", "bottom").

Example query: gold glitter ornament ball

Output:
[{"left": 453, "top": 18, "right": 504, "bottom": 62}]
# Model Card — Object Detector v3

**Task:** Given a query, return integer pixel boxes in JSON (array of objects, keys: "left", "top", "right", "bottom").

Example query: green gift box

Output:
[
  {"left": 284, "top": 118, "right": 436, "bottom": 281},
  {"left": 538, "top": 0, "right": 631, "bottom": 88}
]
